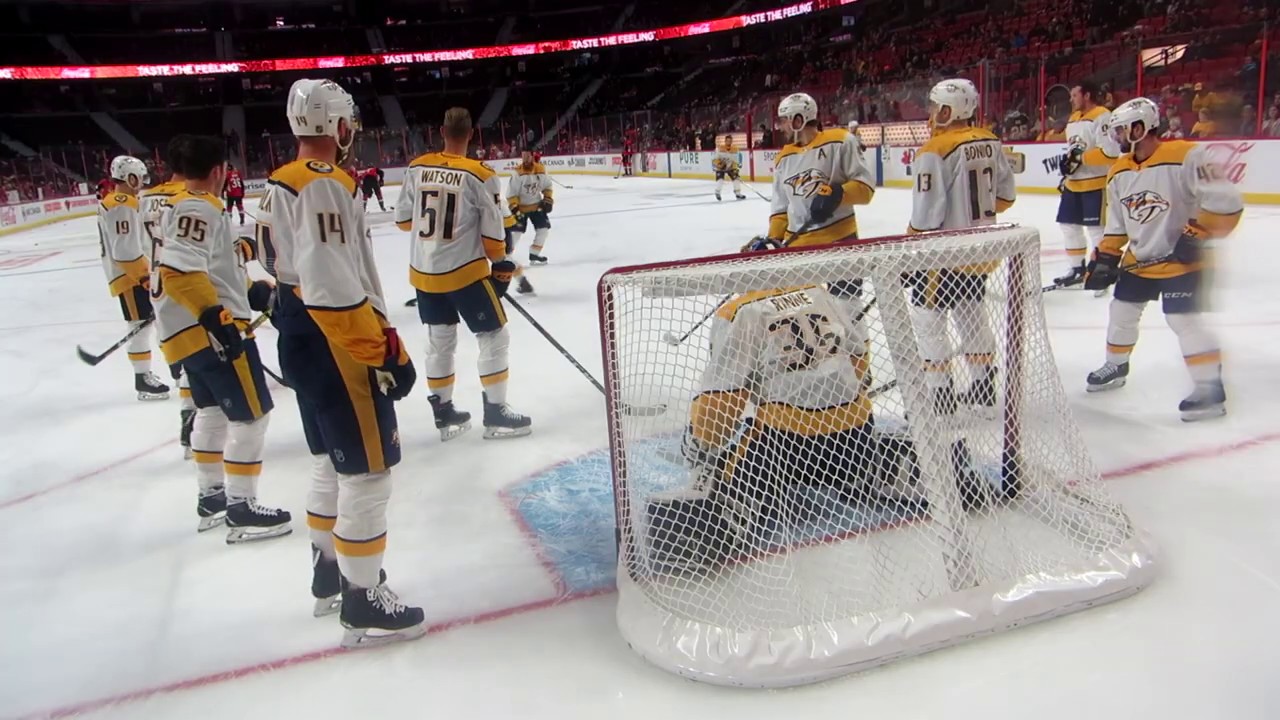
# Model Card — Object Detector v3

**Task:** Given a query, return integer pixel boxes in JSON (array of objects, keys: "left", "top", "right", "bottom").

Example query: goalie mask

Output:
[
  {"left": 777, "top": 93, "right": 818, "bottom": 142},
  {"left": 287, "top": 78, "right": 360, "bottom": 164},
  {"left": 928, "top": 79, "right": 979, "bottom": 129},
  {"left": 109, "top": 155, "right": 149, "bottom": 190},
  {"left": 1109, "top": 97, "right": 1159, "bottom": 150}
]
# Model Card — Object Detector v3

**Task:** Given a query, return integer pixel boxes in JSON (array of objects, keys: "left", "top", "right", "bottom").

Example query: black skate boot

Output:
[
  {"left": 1086, "top": 361, "right": 1129, "bottom": 393},
  {"left": 516, "top": 275, "right": 535, "bottom": 295},
  {"left": 1179, "top": 380, "right": 1226, "bottom": 422},
  {"left": 136, "top": 371, "right": 171, "bottom": 401},
  {"left": 735, "top": 192, "right": 747, "bottom": 200},
  {"left": 482, "top": 392, "right": 532, "bottom": 439},
  {"left": 180, "top": 408, "right": 195, "bottom": 460},
  {"left": 933, "top": 385, "right": 958, "bottom": 415},
  {"left": 961, "top": 366, "right": 998, "bottom": 408},
  {"left": 952, "top": 440, "right": 990, "bottom": 512},
  {"left": 715, "top": 190, "right": 722, "bottom": 201},
  {"left": 197, "top": 487, "right": 227, "bottom": 532},
  {"left": 339, "top": 583, "right": 425, "bottom": 649},
  {"left": 429, "top": 394, "right": 472, "bottom": 442},
  {"left": 312, "top": 544, "right": 342, "bottom": 617},
  {"left": 225, "top": 499, "right": 292, "bottom": 544},
  {"left": 528, "top": 253, "right": 548, "bottom": 266},
  {"left": 1053, "top": 262, "right": 1086, "bottom": 288}
]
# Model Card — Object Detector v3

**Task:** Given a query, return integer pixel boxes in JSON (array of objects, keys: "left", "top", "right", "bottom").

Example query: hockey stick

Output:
[
  {"left": 76, "top": 317, "right": 155, "bottom": 366},
  {"left": 503, "top": 295, "right": 666, "bottom": 416},
  {"left": 744, "top": 182, "right": 772, "bottom": 203},
  {"left": 550, "top": 175, "right": 574, "bottom": 190},
  {"left": 1041, "top": 253, "right": 1177, "bottom": 294}
]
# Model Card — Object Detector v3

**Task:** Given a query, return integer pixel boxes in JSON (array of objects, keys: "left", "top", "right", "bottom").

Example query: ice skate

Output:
[
  {"left": 516, "top": 275, "right": 535, "bottom": 295},
  {"left": 339, "top": 583, "right": 425, "bottom": 649},
  {"left": 528, "top": 253, "right": 548, "bottom": 266},
  {"left": 961, "top": 366, "right": 998, "bottom": 408},
  {"left": 1053, "top": 262, "right": 1086, "bottom": 288},
  {"left": 197, "top": 487, "right": 227, "bottom": 532},
  {"left": 180, "top": 408, "right": 195, "bottom": 460},
  {"left": 136, "top": 371, "right": 171, "bottom": 400},
  {"left": 715, "top": 190, "right": 722, "bottom": 202},
  {"left": 1086, "top": 361, "right": 1129, "bottom": 392},
  {"left": 225, "top": 499, "right": 292, "bottom": 544},
  {"left": 1179, "top": 380, "right": 1226, "bottom": 422},
  {"left": 312, "top": 544, "right": 342, "bottom": 617},
  {"left": 735, "top": 192, "right": 747, "bottom": 200},
  {"left": 429, "top": 394, "right": 472, "bottom": 442},
  {"left": 483, "top": 392, "right": 532, "bottom": 439}
]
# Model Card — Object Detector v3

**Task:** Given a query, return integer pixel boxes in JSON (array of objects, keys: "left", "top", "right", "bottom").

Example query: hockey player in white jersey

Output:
[
  {"left": 396, "top": 107, "right": 531, "bottom": 441},
  {"left": 1054, "top": 80, "right": 1121, "bottom": 287},
  {"left": 259, "top": 78, "right": 424, "bottom": 646},
  {"left": 754, "top": 93, "right": 874, "bottom": 250},
  {"left": 647, "top": 285, "right": 878, "bottom": 569},
  {"left": 150, "top": 136, "right": 287, "bottom": 541},
  {"left": 507, "top": 148, "right": 554, "bottom": 265},
  {"left": 1082, "top": 98, "right": 1243, "bottom": 420},
  {"left": 908, "top": 78, "right": 1017, "bottom": 413},
  {"left": 712, "top": 135, "right": 746, "bottom": 201},
  {"left": 98, "top": 155, "right": 170, "bottom": 400}
]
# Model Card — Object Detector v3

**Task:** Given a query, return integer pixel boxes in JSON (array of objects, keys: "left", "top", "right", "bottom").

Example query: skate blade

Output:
[
  {"left": 137, "top": 391, "right": 171, "bottom": 401},
  {"left": 439, "top": 421, "right": 472, "bottom": 442},
  {"left": 483, "top": 426, "right": 533, "bottom": 440},
  {"left": 226, "top": 524, "right": 293, "bottom": 544},
  {"left": 1181, "top": 405, "right": 1226, "bottom": 422},
  {"left": 1086, "top": 378, "right": 1126, "bottom": 393},
  {"left": 197, "top": 514, "right": 226, "bottom": 533},
  {"left": 340, "top": 623, "right": 426, "bottom": 649},
  {"left": 314, "top": 595, "right": 342, "bottom": 617}
]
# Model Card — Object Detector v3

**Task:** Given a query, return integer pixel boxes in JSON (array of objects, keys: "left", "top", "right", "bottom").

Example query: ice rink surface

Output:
[{"left": 2, "top": 175, "right": 1279, "bottom": 719}]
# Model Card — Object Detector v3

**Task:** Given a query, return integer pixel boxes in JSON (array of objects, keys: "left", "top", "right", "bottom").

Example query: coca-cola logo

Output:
[{"left": 1202, "top": 142, "right": 1253, "bottom": 185}]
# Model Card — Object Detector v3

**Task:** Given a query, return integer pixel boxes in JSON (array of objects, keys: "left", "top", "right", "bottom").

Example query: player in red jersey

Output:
[{"left": 223, "top": 163, "right": 246, "bottom": 225}]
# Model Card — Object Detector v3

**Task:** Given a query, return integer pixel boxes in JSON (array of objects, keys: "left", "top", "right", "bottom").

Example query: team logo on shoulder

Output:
[
  {"left": 783, "top": 168, "right": 830, "bottom": 198},
  {"left": 306, "top": 160, "right": 334, "bottom": 174},
  {"left": 1120, "top": 190, "right": 1170, "bottom": 224},
  {"left": 114, "top": 193, "right": 128, "bottom": 203}
]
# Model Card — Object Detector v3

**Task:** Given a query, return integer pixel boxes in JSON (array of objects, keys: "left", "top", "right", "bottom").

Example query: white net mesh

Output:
[{"left": 598, "top": 226, "right": 1157, "bottom": 688}]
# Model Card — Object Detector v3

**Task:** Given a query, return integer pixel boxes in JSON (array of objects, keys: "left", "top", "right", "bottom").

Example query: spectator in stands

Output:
[
  {"left": 1237, "top": 105, "right": 1256, "bottom": 137},
  {"left": 1190, "top": 108, "right": 1217, "bottom": 138},
  {"left": 1160, "top": 115, "right": 1186, "bottom": 139},
  {"left": 1038, "top": 117, "right": 1067, "bottom": 141},
  {"left": 759, "top": 123, "right": 775, "bottom": 149},
  {"left": 1263, "top": 106, "right": 1280, "bottom": 137},
  {"left": 1191, "top": 82, "right": 1220, "bottom": 115},
  {"left": 1100, "top": 83, "right": 1115, "bottom": 110}
]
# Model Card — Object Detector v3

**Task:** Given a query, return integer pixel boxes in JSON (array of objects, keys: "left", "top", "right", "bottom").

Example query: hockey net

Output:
[{"left": 597, "top": 225, "right": 1156, "bottom": 688}]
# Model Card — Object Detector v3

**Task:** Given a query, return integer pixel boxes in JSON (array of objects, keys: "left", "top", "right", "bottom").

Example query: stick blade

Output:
[
  {"left": 76, "top": 345, "right": 106, "bottom": 366},
  {"left": 622, "top": 402, "right": 667, "bottom": 417}
]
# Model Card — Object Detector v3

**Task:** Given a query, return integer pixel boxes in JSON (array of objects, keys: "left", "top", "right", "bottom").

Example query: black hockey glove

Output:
[
  {"left": 809, "top": 182, "right": 843, "bottom": 223},
  {"left": 490, "top": 260, "right": 516, "bottom": 297},
  {"left": 1083, "top": 251, "right": 1121, "bottom": 291},
  {"left": 1059, "top": 145, "right": 1085, "bottom": 177},
  {"left": 1172, "top": 221, "right": 1208, "bottom": 265},
  {"left": 247, "top": 280, "right": 274, "bottom": 313},
  {"left": 375, "top": 327, "right": 416, "bottom": 401},
  {"left": 742, "top": 235, "right": 781, "bottom": 253},
  {"left": 199, "top": 305, "right": 244, "bottom": 362},
  {"left": 540, "top": 197, "right": 554, "bottom": 215}
]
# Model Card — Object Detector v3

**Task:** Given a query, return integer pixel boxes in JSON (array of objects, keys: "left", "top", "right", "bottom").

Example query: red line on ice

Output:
[
  {"left": 0, "top": 438, "right": 171, "bottom": 511},
  {"left": 14, "top": 429, "right": 1280, "bottom": 720}
]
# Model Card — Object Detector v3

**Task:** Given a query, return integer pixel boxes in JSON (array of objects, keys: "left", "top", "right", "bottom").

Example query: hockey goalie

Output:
[{"left": 645, "top": 283, "right": 875, "bottom": 571}]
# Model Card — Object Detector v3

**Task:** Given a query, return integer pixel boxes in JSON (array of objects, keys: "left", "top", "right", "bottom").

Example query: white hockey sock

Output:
[
  {"left": 126, "top": 320, "right": 153, "bottom": 374},
  {"left": 334, "top": 470, "right": 391, "bottom": 589},
  {"left": 178, "top": 371, "right": 194, "bottom": 410},
  {"left": 307, "top": 453, "right": 339, "bottom": 558},
  {"left": 424, "top": 323, "right": 459, "bottom": 403},
  {"left": 716, "top": 178, "right": 725, "bottom": 195},
  {"left": 1105, "top": 300, "right": 1146, "bottom": 365},
  {"left": 1166, "top": 313, "right": 1222, "bottom": 383},
  {"left": 191, "top": 406, "right": 228, "bottom": 493},
  {"left": 909, "top": 305, "right": 952, "bottom": 389},
  {"left": 509, "top": 231, "right": 524, "bottom": 254},
  {"left": 955, "top": 299, "right": 997, "bottom": 368},
  {"left": 531, "top": 227, "right": 549, "bottom": 255},
  {"left": 224, "top": 414, "right": 269, "bottom": 502},
  {"left": 1083, "top": 225, "right": 1105, "bottom": 255},
  {"left": 477, "top": 326, "right": 511, "bottom": 404},
  {"left": 1059, "top": 223, "right": 1088, "bottom": 267},
  {"left": 733, "top": 177, "right": 744, "bottom": 194}
]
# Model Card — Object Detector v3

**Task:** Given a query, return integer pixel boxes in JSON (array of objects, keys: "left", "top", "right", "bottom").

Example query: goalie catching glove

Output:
[
  {"left": 1083, "top": 250, "right": 1120, "bottom": 291},
  {"left": 375, "top": 327, "right": 416, "bottom": 401},
  {"left": 199, "top": 305, "right": 244, "bottom": 362}
]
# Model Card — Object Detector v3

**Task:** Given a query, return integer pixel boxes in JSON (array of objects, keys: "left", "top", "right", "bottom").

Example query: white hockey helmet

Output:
[
  {"left": 1109, "top": 97, "right": 1159, "bottom": 146},
  {"left": 109, "top": 155, "right": 149, "bottom": 190},
  {"left": 778, "top": 92, "right": 819, "bottom": 137},
  {"left": 928, "top": 78, "right": 980, "bottom": 125},
  {"left": 287, "top": 78, "right": 359, "bottom": 158}
]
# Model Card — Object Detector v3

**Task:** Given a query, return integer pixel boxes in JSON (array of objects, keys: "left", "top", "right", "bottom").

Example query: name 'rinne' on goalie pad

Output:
[{"left": 597, "top": 225, "right": 1157, "bottom": 688}]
